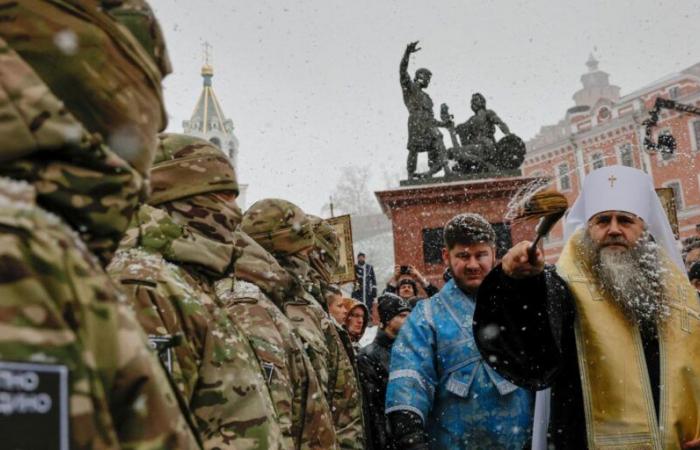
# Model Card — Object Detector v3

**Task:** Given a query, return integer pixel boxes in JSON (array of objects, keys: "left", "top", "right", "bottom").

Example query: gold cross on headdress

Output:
[{"left": 608, "top": 175, "right": 617, "bottom": 188}]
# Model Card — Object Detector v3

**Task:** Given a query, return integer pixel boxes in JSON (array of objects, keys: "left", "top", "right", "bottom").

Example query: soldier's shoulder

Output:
[
  {"left": 216, "top": 278, "right": 268, "bottom": 304},
  {"left": 0, "top": 178, "right": 71, "bottom": 236},
  {"left": 0, "top": 178, "right": 107, "bottom": 274},
  {"left": 108, "top": 247, "right": 168, "bottom": 285}
]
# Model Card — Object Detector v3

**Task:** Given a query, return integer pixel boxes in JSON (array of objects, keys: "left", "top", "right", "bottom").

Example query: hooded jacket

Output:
[
  {"left": 108, "top": 205, "right": 284, "bottom": 449},
  {"left": 0, "top": 5, "right": 198, "bottom": 448},
  {"left": 216, "top": 230, "right": 338, "bottom": 450}
]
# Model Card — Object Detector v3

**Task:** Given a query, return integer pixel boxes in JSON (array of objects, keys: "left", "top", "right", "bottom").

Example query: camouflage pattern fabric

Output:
[
  {"left": 240, "top": 199, "right": 365, "bottom": 449},
  {"left": 108, "top": 205, "right": 284, "bottom": 450},
  {"left": 0, "top": 5, "right": 200, "bottom": 448},
  {"left": 150, "top": 133, "right": 238, "bottom": 205},
  {"left": 242, "top": 199, "right": 315, "bottom": 257},
  {"left": 0, "top": 0, "right": 167, "bottom": 176},
  {"left": 0, "top": 37, "right": 148, "bottom": 263},
  {"left": 0, "top": 177, "right": 200, "bottom": 449},
  {"left": 147, "top": 133, "right": 286, "bottom": 448},
  {"left": 282, "top": 256, "right": 366, "bottom": 450},
  {"left": 307, "top": 215, "right": 341, "bottom": 284},
  {"left": 102, "top": 0, "right": 173, "bottom": 78},
  {"left": 240, "top": 201, "right": 333, "bottom": 401},
  {"left": 217, "top": 230, "right": 338, "bottom": 450}
]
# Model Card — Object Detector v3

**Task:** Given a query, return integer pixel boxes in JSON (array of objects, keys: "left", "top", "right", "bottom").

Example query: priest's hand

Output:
[
  {"left": 683, "top": 438, "right": 700, "bottom": 449},
  {"left": 502, "top": 240, "right": 545, "bottom": 279}
]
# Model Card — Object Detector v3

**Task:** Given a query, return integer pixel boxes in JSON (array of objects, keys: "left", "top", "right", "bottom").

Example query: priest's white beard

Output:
[{"left": 582, "top": 230, "right": 669, "bottom": 328}]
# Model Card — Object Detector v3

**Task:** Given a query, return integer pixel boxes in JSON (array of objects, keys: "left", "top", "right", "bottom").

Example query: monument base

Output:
[
  {"left": 375, "top": 175, "right": 542, "bottom": 289},
  {"left": 399, "top": 169, "right": 522, "bottom": 187}
]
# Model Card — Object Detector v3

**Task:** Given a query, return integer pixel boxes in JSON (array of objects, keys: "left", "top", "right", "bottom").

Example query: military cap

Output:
[
  {"left": 102, "top": 0, "right": 173, "bottom": 77},
  {"left": 308, "top": 215, "right": 340, "bottom": 266},
  {"left": 0, "top": 0, "right": 168, "bottom": 175},
  {"left": 241, "top": 199, "right": 314, "bottom": 256},
  {"left": 149, "top": 133, "right": 238, "bottom": 205}
]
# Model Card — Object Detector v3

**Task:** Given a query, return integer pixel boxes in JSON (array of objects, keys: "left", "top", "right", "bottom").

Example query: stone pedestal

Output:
[{"left": 375, "top": 176, "right": 541, "bottom": 289}]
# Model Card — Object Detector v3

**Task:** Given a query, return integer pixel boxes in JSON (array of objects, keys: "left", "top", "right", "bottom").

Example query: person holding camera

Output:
[{"left": 384, "top": 264, "right": 439, "bottom": 305}]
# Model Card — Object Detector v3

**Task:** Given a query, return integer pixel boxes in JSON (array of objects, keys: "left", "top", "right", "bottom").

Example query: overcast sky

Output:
[{"left": 150, "top": 0, "right": 700, "bottom": 215}]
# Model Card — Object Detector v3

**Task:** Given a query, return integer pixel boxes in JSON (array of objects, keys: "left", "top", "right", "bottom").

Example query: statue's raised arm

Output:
[
  {"left": 400, "top": 41, "right": 421, "bottom": 93},
  {"left": 398, "top": 41, "right": 450, "bottom": 179}
]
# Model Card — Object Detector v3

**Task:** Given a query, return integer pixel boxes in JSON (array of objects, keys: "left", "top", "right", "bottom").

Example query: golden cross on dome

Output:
[{"left": 608, "top": 175, "right": 617, "bottom": 188}]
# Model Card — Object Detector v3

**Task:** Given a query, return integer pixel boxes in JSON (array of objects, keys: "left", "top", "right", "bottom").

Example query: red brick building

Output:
[
  {"left": 522, "top": 55, "right": 700, "bottom": 262},
  {"left": 375, "top": 177, "right": 537, "bottom": 288}
]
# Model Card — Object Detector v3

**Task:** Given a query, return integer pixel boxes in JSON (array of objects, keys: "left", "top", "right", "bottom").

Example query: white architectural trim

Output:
[
  {"left": 590, "top": 152, "right": 605, "bottom": 170},
  {"left": 689, "top": 119, "right": 700, "bottom": 152},
  {"left": 663, "top": 179, "right": 685, "bottom": 211},
  {"left": 556, "top": 162, "right": 572, "bottom": 192},
  {"left": 616, "top": 142, "right": 634, "bottom": 167}
]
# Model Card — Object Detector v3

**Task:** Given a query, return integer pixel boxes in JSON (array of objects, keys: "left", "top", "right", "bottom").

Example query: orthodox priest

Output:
[{"left": 474, "top": 165, "right": 700, "bottom": 450}]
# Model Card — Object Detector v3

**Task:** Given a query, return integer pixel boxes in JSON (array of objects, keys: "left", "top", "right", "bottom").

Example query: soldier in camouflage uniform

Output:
[
  {"left": 307, "top": 215, "right": 367, "bottom": 449},
  {"left": 0, "top": 1, "right": 200, "bottom": 449},
  {"left": 217, "top": 232, "right": 338, "bottom": 450},
  {"left": 242, "top": 201, "right": 366, "bottom": 450},
  {"left": 108, "top": 133, "right": 285, "bottom": 449}
]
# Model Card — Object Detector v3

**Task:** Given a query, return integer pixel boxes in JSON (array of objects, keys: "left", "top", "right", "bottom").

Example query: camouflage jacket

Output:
[
  {"left": 0, "top": 178, "right": 200, "bottom": 449},
  {"left": 0, "top": 35, "right": 198, "bottom": 449},
  {"left": 107, "top": 205, "right": 283, "bottom": 450},
  {"left": 281, "top": 256, "right": 366, "bottom": 450},
  {"left": 216, "top": 231, "right": 337, "bottom": 450}
]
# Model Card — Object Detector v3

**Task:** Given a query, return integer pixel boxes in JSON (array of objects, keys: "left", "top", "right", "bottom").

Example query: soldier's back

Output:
[
  {"left": 0, "top": 179, "right": 198, "bottom": 450},
  {"left": 107, "top": 205, "right": 285, "bottom": 450},
  {"left": 219, "top": 278, "right": 338, "bottom": 450}
]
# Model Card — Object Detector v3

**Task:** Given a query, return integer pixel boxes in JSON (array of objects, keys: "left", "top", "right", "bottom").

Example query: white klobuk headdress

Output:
[{"left": 563, "top": 165, "right": 683, "bottom": 269}]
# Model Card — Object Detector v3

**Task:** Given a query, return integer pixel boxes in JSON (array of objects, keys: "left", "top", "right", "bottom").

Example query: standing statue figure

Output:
[{"left": 400, "top": 41, "right": 451, "bottom": 179}]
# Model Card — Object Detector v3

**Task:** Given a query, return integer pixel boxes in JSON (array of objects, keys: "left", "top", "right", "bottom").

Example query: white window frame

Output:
[
  {"left": 663, "top": 179, "right": 685, "bottom": 211},
  {"left": 557, "top": 163, "right": 571, "bottom": 192},
  {"left": 617, "top": 143, "right": 634, "bottom": 167},
  {"left": 590, "top": 152, "right": 605, "bottom": 170},
  {"left": 689, "top": 119, "right": 700, "bottom": 152}
]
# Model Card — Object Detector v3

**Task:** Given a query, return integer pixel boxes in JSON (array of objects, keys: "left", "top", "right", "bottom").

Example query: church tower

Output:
[
  {"left": 183, "top": 46, "right": 248, "bottom": 207},
  {"left": 572, "top": 54, "right": 621, "bottom": 108}
]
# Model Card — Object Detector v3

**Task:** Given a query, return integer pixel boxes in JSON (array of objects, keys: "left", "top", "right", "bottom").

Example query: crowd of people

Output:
[{"left": 2, "top": 2, "right": 700, "bottom": 450}]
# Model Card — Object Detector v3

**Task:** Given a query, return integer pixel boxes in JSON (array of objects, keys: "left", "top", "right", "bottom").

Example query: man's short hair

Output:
[
  {"left": 689, "top": 261, "right": 700, "bottom": 282},
  {"left": 682, "top": 236, "right": 700, "bottom": 261},
  {"left": 357, "top": 252, "right": 366, "bottom": 257},
  {"left": 443, "top": 213, "right": 496, "bottom": 250}
]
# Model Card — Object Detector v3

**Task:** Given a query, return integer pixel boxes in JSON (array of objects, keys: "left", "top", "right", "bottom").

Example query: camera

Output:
[{"left": 399, "top": 265, "right": 410, "bottom": 275}]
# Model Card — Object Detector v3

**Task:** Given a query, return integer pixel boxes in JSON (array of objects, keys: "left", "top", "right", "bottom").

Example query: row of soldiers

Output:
[{"left": 0, "top": 1, "right": 364, "bottom": 449}]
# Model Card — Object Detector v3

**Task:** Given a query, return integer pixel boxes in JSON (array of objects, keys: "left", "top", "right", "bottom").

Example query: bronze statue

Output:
[
  {"left": 446, "top": 93, "right": 526, "bottom": 175},
  {"left": 400, "top": 41, "right": 451, "bottom": 179}
]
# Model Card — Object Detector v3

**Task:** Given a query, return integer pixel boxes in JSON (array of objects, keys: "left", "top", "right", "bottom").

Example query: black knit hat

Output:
[{"left": 378, "top": 293, "right": 412, "bottom": 326}]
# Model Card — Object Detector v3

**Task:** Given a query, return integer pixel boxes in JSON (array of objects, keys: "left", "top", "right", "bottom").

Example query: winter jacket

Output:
[
  {"left": 357, "top": 329, "right": 396, "bottom": 450},
  {"left": 385, "top": 279, "right": 533, "bottom": 449},
  {"left": 352, "top": 263, "right": 377, "bottom": 307}
]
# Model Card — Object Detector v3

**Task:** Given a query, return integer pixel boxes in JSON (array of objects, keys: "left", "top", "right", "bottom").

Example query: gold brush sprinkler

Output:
[{"left": 512, "top": 190, "right": 569, "bottom": 264}]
